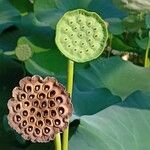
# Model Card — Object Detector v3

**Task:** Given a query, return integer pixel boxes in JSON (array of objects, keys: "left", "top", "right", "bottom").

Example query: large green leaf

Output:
[
  {"left": 0, "top": 14, "right": 53, "bottom": 50},
  {"left": 18, "top": 13, "right": 53, "bottom": 37},
  {"left": 135, "top": 37, "right": 148, "bottom": 50},
  {"left": 34, "top": 0, "right": 126, "bottom": 29},
  {"left": 75, "top": 56, "right": 150, "bottom": 99},
  {"left": 0, "top": 13, "right": 54, "bottom": 52},
  {"left": 112, "top": 36, "right": 134, "bottom": 51},
  {"left": 106, "top": 18, "right": 124, "bottom": 35},
  {"left": 25, "top": 50, "right": 68, "bottom": 81},
  {"left": 0, "top": 0, "right": 20, "bottom": 33},
  {"left": 25, "top": 48, "right": 88, "bottom": 83},
  {"left": 0, "top": 27, "right": 22, "bottom": 51},
  {"left": 89, "top": 0, "right": 126, "bottom": 19},
  {"left": 34, "top": 0, "right": 92, "bottom": 29},
  {"left": 9, "top": 0, "right": 33, "bottom": 15},
  {"left": 69, "top": 91, "right": 150, "bottom": 150},
  {"left": 72, "top": 87, "right": 121, "bottom": 116}
]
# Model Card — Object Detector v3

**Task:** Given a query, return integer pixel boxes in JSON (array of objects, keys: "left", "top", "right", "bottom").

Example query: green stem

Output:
[
  {"left": 144, "top": 36, "right": 150, "bottom": 67},
  {"left": 62, "top": 60, "right": 74, "bottom": 150},
  {"left": 66, "top": 60, "right": 74, "bottom": 95},
  {"left": 3, "top": 50, "right": 15, "bottom": 56},
  {"left": 55, "top": 133, "right": 62, "bottom": 150}
]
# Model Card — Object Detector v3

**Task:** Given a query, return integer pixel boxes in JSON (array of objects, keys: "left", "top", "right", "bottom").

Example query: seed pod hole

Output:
[
  {"left": 26, "top": 86, "right": 32, "bottom": 93},
  {"left": 38, "top": 93, "right": 45, "bottom": 100},
  {"left": 67, "top": 45, "right": 71, "bottom": 48},
  {"left": 15, "top": 115, "right": 21, "bottom": 122},
  {"left": 44, "top": 85, "right": 50, "bottom": 91},
  {"left": 64, "top": 38, "right": 67, "bottom": 41},
  {"left": 36, "top": 112, "right": 41, "bottom": 118},
  {"left": 44, "top": 127, "right": 50, "bottom": 134},
  {"left": 93, "top": 27, "right": 97, "bottom": 30},
  {"left": 23, "top": 110, "right": 28, "bottom": 117},
  {"left": 30, "top": 117, "right": 35, "bottom": 123},
  {"left": 37, "top": 120, "right": 43, "bottom": 127},
  {"left": 50, "top": 90, "right": 56, "bottom": 97},
  {"left": 86, "top": 49, "right": 89, "bottom": 52},
  {"left": 30, "top": 107, "right": 36, "bottom": 114},
  {"left": 35, "top": 85, "right": 40, "bottom": 91},
  {"left": 71, "top": 34, "right": 73, "bottom": 37},
  {"left": 92, "top": 45, "right": 94, "bottom": 48},
  {"left": 43, "top": 110, "right": 48, "bottom": 117},
  {"left": 88, "top": 22, "right": 91, "bottom": 26},
  {"left": 41, "top": 101, "right": 47, "bottom": 108},
  {"left": 22, "top": 120, "right": 27, "bottom": 127},
  {"left": 74, "top": 48, "right": 77, "bottom": 51},
  {"left": 20, "top": 93, "right": 26, "bottom": 100},
  {"left": 70, "top": 21, "right": 73, "bottom": 24},
  {"left": 79, "top": 34, "right": 82, "bottom": 37},
  {"left": 94, "top": 35, "right": 98, "bottom": 38},
  {"left": 74, "top": 27, "right": 77, "bottom": 30},
  {"left": 45, "top": 119, "right": 51, "bottom": 126},
  {"left": 51, "top": 110, "right": 56, "bottom": 117},
  {"left": 49, "top": 100, "right": 55, "bottom": 107},
  {"left": 35, "top": 128, "right": 40, "bottom": 135},
  {"left": 74, "top": 41, "right": 77, "bottom": 43},
  {"left": 16, "top": 104, "right": 21, "bottom": 110},
  {"left": 24, "top": 101, "right": 30, "bottom": 107},
  {"left": 29, "top": 94, "right": 34, "bottom": 100},
  {"left": 58, "top": 107, "right": 65, "bottom": 115},
  {"left": 80, "top": 51, "right": 82, "bottom": 53},
  {"left": 55, "top": 119, "right": 61, "bottom": 126},
  {"left": 56, "top": 96, "right": 63, "bottom": 103},
  {"left": 33, "top": 100, "right": 39, "bottom": 107},
  {"left": 65, "top": 28, "right": 68, "bottom": 31},
  {"left": 27, "top": 126, "right": 33, "bottom": 132}
]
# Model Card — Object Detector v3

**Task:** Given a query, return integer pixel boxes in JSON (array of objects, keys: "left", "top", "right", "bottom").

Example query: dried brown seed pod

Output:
[{"left": 7, "top": 75, "right": 73, "bottom": 143}]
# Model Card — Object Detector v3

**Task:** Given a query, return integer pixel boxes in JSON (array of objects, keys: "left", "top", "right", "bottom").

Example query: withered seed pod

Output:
[{"left": 7, "top": 75, "right": 73, "bottom": 143}]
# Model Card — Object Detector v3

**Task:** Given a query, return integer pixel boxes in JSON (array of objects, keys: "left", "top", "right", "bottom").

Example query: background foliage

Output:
[{"left": 1, "top": 0, "right": 150, "bottom": 149}]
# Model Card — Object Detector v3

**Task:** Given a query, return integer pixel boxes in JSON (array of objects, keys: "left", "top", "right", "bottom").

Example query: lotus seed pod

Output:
[
  {"left": 7, "top": 75, "right": 73, "bottom": 143},
  {"left": 15, "top": 44, "right": 33, "bottom": 61},
  {"left": 55, "top": 9, "right": 108, "bottom": 63}
]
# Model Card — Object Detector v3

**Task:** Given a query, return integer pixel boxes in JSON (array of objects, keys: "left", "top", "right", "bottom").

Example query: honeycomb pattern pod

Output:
[
  {"left": 55, "top": 9, "right": 108, "bottom": 63},
  {"left": 7, "top": 75, "right": 73, "bottom": 143}
]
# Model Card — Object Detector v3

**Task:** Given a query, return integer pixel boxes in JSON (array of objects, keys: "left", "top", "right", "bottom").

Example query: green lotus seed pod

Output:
[
  {"left": 55, "top": 9, "right": 108, "bottom": 63},
  {"left": 15, "top": 44, "right": 33, "bottom": 61}
]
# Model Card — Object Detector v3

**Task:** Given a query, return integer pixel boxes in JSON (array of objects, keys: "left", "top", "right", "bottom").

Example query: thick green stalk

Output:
[
  {"left": 62, "top": 60, "right": 74, "bottom": 150},
  {"left": 55, "top": 133, "right": 62, "bottom": 150},
  {"left": 144, "top": 35, "right": 150, "bottom": 67}
]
